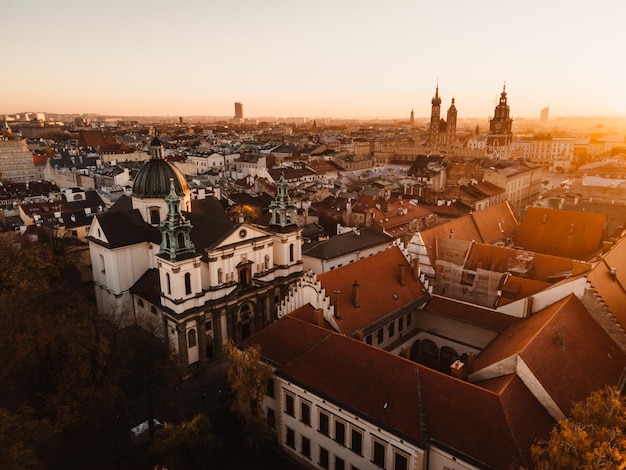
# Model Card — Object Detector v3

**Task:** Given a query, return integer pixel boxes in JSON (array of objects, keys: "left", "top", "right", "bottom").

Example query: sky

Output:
[{"left": 2, "top": 0, "right": 625, "bottom": 120}]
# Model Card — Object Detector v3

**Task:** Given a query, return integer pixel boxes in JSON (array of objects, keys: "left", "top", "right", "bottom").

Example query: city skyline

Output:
[{"left": 3, "top": 0, "right": 625, "bottom": 120}]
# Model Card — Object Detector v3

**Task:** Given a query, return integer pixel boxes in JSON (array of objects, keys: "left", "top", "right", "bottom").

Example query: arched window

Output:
[
  {"left": 166, "top": 273, "right": 171, "bottom": 294},
  {"left": 289, "top": 243, "right": 294, "bottom": 262},
  {"left": 178, "top": 232, "right": 185, "bottom": 248},
  {"left": 187, "top": 329, "right": 197, "bottom": 348},
  {"left": 184, "top": 272, "right": 192, "bottom": 295},
  {"left": 98, "top": 254, "right": 105, "bottom": 274}
]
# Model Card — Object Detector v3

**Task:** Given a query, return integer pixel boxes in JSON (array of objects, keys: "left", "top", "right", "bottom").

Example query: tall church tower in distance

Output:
[
  {"left": 487, "top": 83, "right": 513, "bottom": 159},
  {"left": 429, "top": 85, "right": 442, "bottom": 148},
  {"left": 446, "top": 98, "right": 457, "bottom": 148}
]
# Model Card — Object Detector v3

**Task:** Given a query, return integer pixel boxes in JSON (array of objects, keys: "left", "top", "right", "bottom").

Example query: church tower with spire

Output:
[
  {"left": 157, "top": 180, "right": 202, "bottom": 311},
  {"left": 487, "top": 83, "right": 514, "bottom": 159},
  {"left": 429, "top": 85, "right": 442, "bottom": 148},
  {"left": 446, "top": 98, "right": 457, "bottom": 148},
  {"left": 267, "top": 173, "right": 302, "bottom": 278}
]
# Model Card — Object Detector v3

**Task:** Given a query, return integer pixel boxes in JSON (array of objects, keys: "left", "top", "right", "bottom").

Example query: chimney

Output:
[
  {"left": 400, "top": 346, "right": 410, "bottom": 359},
  {"left": 398, "top": 264, "right": 405, "bottom": 287},
  {"left": 352, "top": 281, "right": 360, "bottom": 308},
  {"left": 610, "top": 266, "right": 617, "bottom": 280},
  {"left": 314, "top": 309, "right": 325, "bottom": 327},
  {"left": 333, "top": 289, "right": 341, "bottom": 319},
  {"left": 450, "top": 360, "right": 465, "bottom": 379}
]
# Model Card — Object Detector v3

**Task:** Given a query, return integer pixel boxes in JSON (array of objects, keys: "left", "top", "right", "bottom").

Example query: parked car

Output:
[{"left": 129, "top": 419, "right": 166, "bottom": 445}]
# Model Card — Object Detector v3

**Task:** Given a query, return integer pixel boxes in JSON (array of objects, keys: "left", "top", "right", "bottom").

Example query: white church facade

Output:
[{"left": 87, "top": 137, "right": 304, "bottom": 369}]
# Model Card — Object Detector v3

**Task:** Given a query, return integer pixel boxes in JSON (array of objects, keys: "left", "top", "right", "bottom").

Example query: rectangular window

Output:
[
  {"left": 388, "top": 322, "right": 395, "bottom": 338},
  {"left": 267, "top": 378, "right": 275, "bottom": 398},
  {"left": 377, "top": 328, "right": 384, "bottom": 344},
  {"left": 335, "top": 419, "right": 346, "bottom": 446},
  {"left": 406, "top": 312, "right": 412, "bottom": 327},
  {"left": 285, "top": 392, "right": 295, "bottom": 416},
  {"left": 335, "top": 456, "right": 345, "bottom": 470},
  {"left": 267, "top": 408, "right": 276, "bottom": 429},
  {"left": 319, "top": 447, "right": 329, "bottom": 469},
  {"left": 398, "top": 317, "right": 404, "bottom": 332},
  {"left": 301, "top": 401, "right": 311, "bottom": 426},
  {"left": 319, "top": 410, "right": 329, "bottom": 436},
  {"left": 301, "top": 436, "right": 311, "bottom": 458},
  {"left": 351, "top": 428, "right": 363, "bottom": 455},
  {"left": 286, "top": 427, "right": 295, "bottom": 448},
  {"left": 373, "top": 438, "right": 386, "bottom": 467},
  {"left": 394, "top": 451, "right": 408, "bottom": 470},
  {"left": 366, "top": 334, "right": 372, "bottom": 345}
]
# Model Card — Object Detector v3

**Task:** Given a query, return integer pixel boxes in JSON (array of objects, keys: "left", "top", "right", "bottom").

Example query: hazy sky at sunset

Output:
[{"left": 2, "top": 0, "right": 625, "bottom": 119}]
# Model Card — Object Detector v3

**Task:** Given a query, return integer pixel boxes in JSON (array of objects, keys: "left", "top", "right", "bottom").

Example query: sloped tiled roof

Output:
[
  {"left": 472, "top": 295, "right": 626, "bottom": 414},
  {"left": 244, "top": 315, "right": 331, "bottom": 367},
  {"left": 471, "top": 202, "right": 518, "bottom": 244},
  {"left": 302, "top": 226, "right": 392, "bottom": 260},
  {"left": 317, "top": 246, "right": 428, "bottom": 335},
  {"left": 514, "top": 207, "right": 607, "bottom": 260},
  {"left": 424, "top": 296, "right": 521, "bottom": 332},
  {"left": 586, "top": 237, "right": 626, "bottom": 338},
  {"left": 93, "top": 209, "right": 160, "bottom": 248},
  {"left": 421, "top": 370, "right": 554, "bottom": 469},
  {"left": 464, "top": 243, "right": 577, "bottom": 283},
  {"left": 278, "top": 330, "right": 426, "bottom": 444}
]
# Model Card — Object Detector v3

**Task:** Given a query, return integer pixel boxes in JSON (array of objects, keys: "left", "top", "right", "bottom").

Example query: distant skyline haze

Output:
[{"left": 2, "top": 0, "right": 625, "bottom": 119}]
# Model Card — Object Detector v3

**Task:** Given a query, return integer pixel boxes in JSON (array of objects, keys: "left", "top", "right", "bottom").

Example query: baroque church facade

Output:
[{"left": 87, "top": 138, "right": 303, "bottom": 369}]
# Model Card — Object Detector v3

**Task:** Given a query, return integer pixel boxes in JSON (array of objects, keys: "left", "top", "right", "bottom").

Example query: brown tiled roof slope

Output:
[
  {"left": 421, "top": 370, "right": 554, "bottom": 469},
  {"left": 243, "top": 315, "right": 331, "bottom": 367},
  {"left": 278, "top": 332, "right": 425, "bottom": 444},
  {"left": 471, "top": 201, "right": 518, "bottom": 244},
  {"left": 424, "top": 296, "right": 521, "bottom": 332},
  {"left": 464, "top": 243, "right": 579, "bottom": 283},
  {"left": 472, "top": 294, "right": 626, "bottom": 414},
  {"left": 586, "top": 236, "right": 626, "bottom": 338},
  {"left": 514, "top": 207, "right": 607, "bottom": 260},
  {"left": 317, "top": 246, "right": 428, "bottom": 336}
]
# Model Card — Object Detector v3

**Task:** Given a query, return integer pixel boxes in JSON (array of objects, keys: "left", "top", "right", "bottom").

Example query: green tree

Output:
[
  {"left": 532, "top": 386, "right": 626, "bottom": 469},
  {"left": 222, "top": 340, "right": 272, "bottom": 451},
  {"left": 151, "top": 414, "right": 224, "bottom": 470}
]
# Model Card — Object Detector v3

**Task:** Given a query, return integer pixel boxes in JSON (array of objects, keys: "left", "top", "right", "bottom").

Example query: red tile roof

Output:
[
  {"left": 317, "top": 246, "right": 428, "bottom": 335},
  {"left": 464, "top": 243, "right": 578, "bottom": 283},
  {"left": 514, "top": 207, "right": 607, "bottom": 260},
  {"left": 243, "top": 315, "right": 331, "bottom": 367},
  {"left": 470, "top": 201, "right": 518, "bottom": 244},
  {"left": 278, "top": 328, "right": 426, "bottom": 443},
  {"left": 424, "top": 296, "right": 521, "bottom": 332},
  {"left": 587, "top": 237, "right": 626, "bottom": 331},
  {"left": 473, "top": 295, "right": 626, "bottom": 414},
  {"left": 421, "top": 370, "right": 554, "bottom": 469}
]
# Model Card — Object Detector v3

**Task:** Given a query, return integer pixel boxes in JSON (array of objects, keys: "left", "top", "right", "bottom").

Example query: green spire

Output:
[
  {"left": 269, "top": 173, "right": 298, "bottom": 228},
  {"left": 158, "top": 179, "right": 195, "bottom": 260}
]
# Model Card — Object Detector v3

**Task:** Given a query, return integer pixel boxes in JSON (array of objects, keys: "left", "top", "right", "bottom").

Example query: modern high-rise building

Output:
[
  {"left": 234, "top": 102, "right": 244, "bottom": 120},
  {"left": 540, "top": 106, "right": 549, "bottom": 125}
]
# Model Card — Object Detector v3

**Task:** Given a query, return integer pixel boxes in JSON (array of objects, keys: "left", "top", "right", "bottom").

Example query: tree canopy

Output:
[
  {"left": 222, "top": 340, "right": 272, "bottom": 451},
  {"left": 532, "top": 386, "right": 626, "bottom": 469}
]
